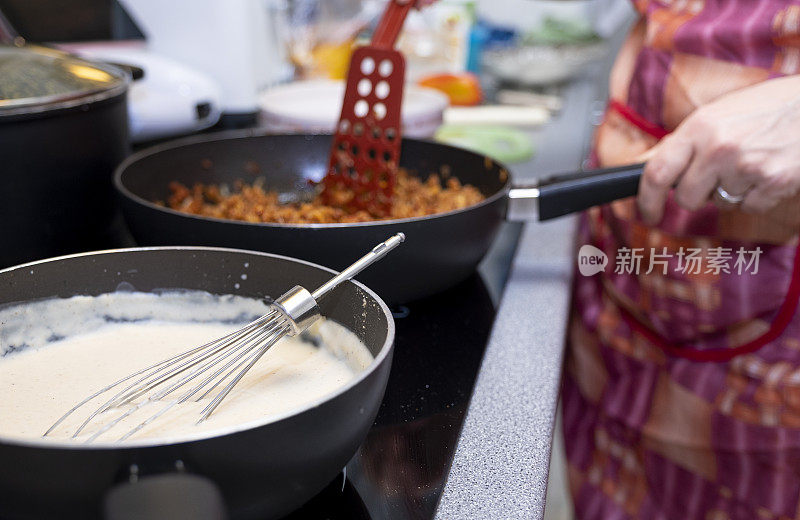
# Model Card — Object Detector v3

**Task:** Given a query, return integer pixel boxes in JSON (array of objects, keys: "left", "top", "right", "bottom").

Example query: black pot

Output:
[
  {"left": 0, "top": 247, "right": 394, "bottom": 519},
  {"left": 0, "top": 44, "right": 130, "bottom": 268}
]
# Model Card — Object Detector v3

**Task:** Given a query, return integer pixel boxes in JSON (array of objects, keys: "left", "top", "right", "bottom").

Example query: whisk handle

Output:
[{"left": 311, "top": 233, "right": 405, "bottom": 301}]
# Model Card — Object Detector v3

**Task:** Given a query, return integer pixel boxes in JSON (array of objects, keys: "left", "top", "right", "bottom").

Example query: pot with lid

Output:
[{"left": 0, "top": 43, "right": 129, "bottom": 267}]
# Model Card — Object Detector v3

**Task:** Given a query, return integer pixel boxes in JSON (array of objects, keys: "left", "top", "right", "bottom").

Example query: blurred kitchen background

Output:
[
  {"left": 0, "top": 0, "right": 636, "bottom": 517},
  {"left": 0, "top": 0, "right": 631, "bottom": 146}
]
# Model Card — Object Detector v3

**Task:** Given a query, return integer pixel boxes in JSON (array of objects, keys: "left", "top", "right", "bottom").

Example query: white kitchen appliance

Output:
[
  {"left": 0, "top": 0, "right": 226, "bottom": 141},
  {"left": 120, "top": 0, "right": 291, "bottom": 125},
  {"left": 66, "top": 44, "right": 223, "bottom": 142}
]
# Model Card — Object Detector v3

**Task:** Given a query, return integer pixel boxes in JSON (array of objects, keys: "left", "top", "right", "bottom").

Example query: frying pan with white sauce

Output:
[{"left": 0, "top": 247, "right": 394, "bottom": 520}]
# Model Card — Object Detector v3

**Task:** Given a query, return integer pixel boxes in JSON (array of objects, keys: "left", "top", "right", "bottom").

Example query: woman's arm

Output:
[{"left": 637, "top": 75, "right": 800, "bottom": 224}]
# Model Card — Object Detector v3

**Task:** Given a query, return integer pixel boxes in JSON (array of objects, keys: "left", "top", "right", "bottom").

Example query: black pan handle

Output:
[
  {"left": 507, "top": 163, "right": 644, "bottom": 222},
  {"left": 104, "top": 472, "right": 228, "bottom": 520}
]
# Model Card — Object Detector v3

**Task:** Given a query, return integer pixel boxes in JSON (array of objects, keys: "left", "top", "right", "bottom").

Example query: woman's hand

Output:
[{"left": 637, "top": 75, "right": 800, "bottom": 225}]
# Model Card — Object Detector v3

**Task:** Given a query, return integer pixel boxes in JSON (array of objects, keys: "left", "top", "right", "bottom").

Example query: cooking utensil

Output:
[
  {"left": 321, "top": 0, "right": 414, "bottom": 216},
  {"left": 48, "top": 234, "right": 404, "bottom": 443},
  {"left": 115, "top": 132, "right": 642, "bottom": 304},
  {"left": 0, "top": 247, "right": 395, "bottom": 519},
  {"left": 0, "top": 42, "right": 129, "bottom": 268}
]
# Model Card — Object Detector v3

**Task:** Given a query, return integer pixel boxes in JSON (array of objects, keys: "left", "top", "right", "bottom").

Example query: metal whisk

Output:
[{"left": 44, "top": 233, "right": 405, "bottom": 442}]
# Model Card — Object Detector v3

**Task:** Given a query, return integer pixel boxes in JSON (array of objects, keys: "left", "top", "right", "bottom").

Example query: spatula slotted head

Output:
[{"left": 321, "top": 46, "right": 406, "bottom": 217}]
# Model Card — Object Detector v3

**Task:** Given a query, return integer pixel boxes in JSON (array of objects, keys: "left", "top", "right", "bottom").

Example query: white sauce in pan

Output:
[{"left": 0, "top": 291, "right": 373, "bottom": 443}]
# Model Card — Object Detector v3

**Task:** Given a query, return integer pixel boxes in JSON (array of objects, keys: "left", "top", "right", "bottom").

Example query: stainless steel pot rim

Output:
[
  {"left": 0, "top": 79, "right": 128, "bottom": 117},
  {"left": 0, "top": 245, "right": 395, "bottom": 450},
  {"left": 0, "top": 45, "right": 130, "bottom": 117},
  {"left": 113, "top": 130, "right": 512, "bottom": 230}
]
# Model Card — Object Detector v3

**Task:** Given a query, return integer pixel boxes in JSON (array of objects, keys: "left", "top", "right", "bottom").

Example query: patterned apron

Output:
[{"left": 564, "top": 2, "right": 800, "bottom": 519}]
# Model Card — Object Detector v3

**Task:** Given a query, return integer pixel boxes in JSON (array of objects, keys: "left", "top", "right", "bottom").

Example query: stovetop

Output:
[
  {"left": 283, "top": 272, "right": 498, "bottom": 520},
  {"left": 121, "top": 133, "right": 522, "bottom": 520}
]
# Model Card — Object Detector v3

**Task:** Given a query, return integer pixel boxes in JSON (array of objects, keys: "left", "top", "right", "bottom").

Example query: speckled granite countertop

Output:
[{"left": 435, "top": 77, "right": 600, "bottom": 519}]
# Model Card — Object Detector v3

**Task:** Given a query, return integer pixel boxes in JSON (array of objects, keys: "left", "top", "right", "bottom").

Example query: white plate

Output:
[{"left": 258, "top": 80, "right": 449, "bottom": 138}]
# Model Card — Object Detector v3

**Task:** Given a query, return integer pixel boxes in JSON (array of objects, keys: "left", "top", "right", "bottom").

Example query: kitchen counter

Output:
[{"left": 435, "top": 76, "right": 601, "bottom": 519}]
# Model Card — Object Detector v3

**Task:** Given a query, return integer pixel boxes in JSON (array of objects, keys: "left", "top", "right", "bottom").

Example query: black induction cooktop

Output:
[{"left": 283, "top": 271, "right": 499, "bottom": 520}]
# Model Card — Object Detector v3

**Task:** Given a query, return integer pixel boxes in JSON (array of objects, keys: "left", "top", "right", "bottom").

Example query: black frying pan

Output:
[
  {"left": 115, "top": 131, "right": 642, "bottom": 303},
  {"left": 0, "top": 247, "right": 394, "bottom": 520}
]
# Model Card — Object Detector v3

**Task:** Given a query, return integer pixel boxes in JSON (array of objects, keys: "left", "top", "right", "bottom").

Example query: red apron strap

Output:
[
  {"left": 608, "top": 99, "right": 670, "bottom": 140},
  {"left": 598, "top": 100, "right": 800, "bottom": 361},
  {"left": 615, "top": 240, "right": 800, "bottom": 361}
]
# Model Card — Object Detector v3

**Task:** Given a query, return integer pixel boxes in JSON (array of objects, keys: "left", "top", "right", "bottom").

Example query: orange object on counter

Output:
[{"left": 417, "top": 73, "right": 483, "bottom": 106}]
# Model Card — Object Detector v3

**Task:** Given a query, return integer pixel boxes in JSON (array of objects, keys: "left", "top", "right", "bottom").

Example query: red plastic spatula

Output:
[{"left": 320, "top": 0, "right": 414, "bottom": 217}]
